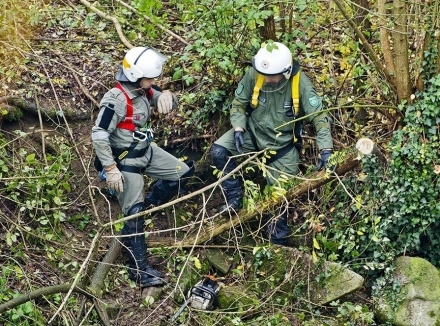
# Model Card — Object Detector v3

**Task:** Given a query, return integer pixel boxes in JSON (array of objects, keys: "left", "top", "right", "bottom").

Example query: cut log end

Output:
[{"left": 356, "top": 138, "right": 375, "bottom": 155}]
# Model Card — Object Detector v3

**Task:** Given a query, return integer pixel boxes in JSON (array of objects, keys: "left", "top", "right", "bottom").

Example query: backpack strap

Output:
[
  {"left": 291, "top": 70, "right": 301, "bottom": 143},
  {"left": 251, "top": 73, "right": 265, "bottom": 108},
  {"left": 115, "top": 83, "right": 136, "bottom": 131},
  {"left": 249, "top": 70, "right": 302, "bottom": 145},
  {"left": 291, "top": 70, "right": 300, "bottom": 117}
]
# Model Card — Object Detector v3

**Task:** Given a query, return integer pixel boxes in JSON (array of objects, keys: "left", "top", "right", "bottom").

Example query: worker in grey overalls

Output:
[
  {"left": 92, "top": 47, "right": 194, "bottom": 287},
  {"left": 211, "top": 42, "right": 333, "bottom": 245}
]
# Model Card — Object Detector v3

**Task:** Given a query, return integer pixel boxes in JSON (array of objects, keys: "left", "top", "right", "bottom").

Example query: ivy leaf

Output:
[{"left": 193, "top": 257, "right": 202, "bottom": 270}]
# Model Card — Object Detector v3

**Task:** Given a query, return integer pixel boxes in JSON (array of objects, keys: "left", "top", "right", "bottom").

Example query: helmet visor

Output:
[{"left": 138, "top": 48, "right": 168, "bottom": 79}]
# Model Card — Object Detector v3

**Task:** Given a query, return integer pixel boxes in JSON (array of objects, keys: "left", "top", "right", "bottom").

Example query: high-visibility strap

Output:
[
  {"left": 251, "top": 73, "right": 265, "bottom": 108},
  {"left": 291, "top": 71, "right": 300, "bottom": 117},
  {"left": 115, "top": 83, "right": 135, "bottom": 131},
  {"left": 250, "top": 70, "right": 301, "bottom": 114},
  {"left": 291, "top": 71, "right": 301, "bottom": 143},
  {"left": 250, "top": 70, "right": 302, "bottom": 143}
]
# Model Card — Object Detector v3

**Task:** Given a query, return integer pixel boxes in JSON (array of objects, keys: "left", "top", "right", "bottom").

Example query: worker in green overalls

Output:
[
  {"left": 211, "top": 41, "right": 333, "bottom": 245},
  {"left": 92, "top": 47, "right": 195, "bottom": 287}
]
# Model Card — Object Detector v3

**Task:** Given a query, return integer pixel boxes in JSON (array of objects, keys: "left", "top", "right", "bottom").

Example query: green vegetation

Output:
[{"left": 0, "top": 0, "right": 439, "bottom": 325}]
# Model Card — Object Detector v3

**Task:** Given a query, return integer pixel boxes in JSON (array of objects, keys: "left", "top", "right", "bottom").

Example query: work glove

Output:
[
  {"left": 234, "top": 130, "right": 245, "bottom": 154},
  {"left": 317, "top": 149, "right": 333, "bottom": 171},
  {"left": 157, "top": 90, "right": 173, "bottom": 114},
  {"left": 106, "top": 165, "right": 124, "bottom": 192}
]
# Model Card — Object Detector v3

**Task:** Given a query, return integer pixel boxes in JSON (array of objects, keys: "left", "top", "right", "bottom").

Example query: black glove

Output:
[
  {"left": 317, "top": 149, "right": 333, "bottom": 171},
  {"left": 234, "top": 130, "right": 245, "bottom": 154}
]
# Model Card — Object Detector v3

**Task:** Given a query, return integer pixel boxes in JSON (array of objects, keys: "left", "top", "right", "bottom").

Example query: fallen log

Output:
[
  {"left": 0, "top": 95, "right": 89, "bottom": 121},
  {"left": 0, "top": 283, "right": 92, "bottom": 314},
  {"left": 146, "top": 149, "right": 361, "bottom": 247}
]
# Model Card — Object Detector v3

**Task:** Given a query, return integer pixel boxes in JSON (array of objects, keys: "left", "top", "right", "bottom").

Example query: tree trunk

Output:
[
  {"left": 260, "top": 15, "right": 276, "bottom": 41},
  {"left": 392, "top": 0, "right": 412, "bottom": 102}
]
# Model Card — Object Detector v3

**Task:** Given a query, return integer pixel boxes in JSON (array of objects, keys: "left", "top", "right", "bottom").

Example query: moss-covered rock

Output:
[
  {"left": 249, "top": 245, "right": 364, "bottom": 306},
  {"left": 375, "top": 256, "right": 440, "bottom": 325},
  {"left": 204, "top": 249, "right": 232, "bottom": 274},
  {"left": 217, "top": 285, "right": 260, "bottom": 311}
]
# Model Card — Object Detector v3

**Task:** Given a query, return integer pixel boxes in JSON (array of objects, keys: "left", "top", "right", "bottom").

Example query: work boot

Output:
[
  {"left": 123, "top": 230, "right": 167, "bottom": 287},
  {"left": 121, "top": 204, "right": 167, "bottom": 287},
  {"left": 145, "top": 161, "right": 195, "bottom": 207},
  {"left": 218, "top": 176, "right": 243, "bottom": 213},
  {"left": 128, "top": 265, "right": 166, "bottom": 287},
  {"left": 262, "top": 210, "right": 290, "bottom": 246},
  {"left": 211, "top": 144, "right": 243, "bottom": 214}
]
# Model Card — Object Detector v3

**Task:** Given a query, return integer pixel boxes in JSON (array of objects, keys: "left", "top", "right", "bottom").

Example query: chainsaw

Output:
[{"left": 169, "top": 275, "right": 220, "bottom": 323}]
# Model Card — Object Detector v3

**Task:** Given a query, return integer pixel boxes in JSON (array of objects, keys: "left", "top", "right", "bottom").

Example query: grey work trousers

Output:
[{"left": 115, "top": 143, "right": 189, "bottom": 214}]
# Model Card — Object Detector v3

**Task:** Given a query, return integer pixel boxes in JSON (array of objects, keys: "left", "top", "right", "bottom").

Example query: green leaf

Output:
[
  {"left": 193, "top": 257, "right": 202, "bottom": 270},
  {"left": 313, "top": 238, "right": 320, "bottom": 250},
  {"left": 26, "top": 153, "right": 35, "bottom": 163}
]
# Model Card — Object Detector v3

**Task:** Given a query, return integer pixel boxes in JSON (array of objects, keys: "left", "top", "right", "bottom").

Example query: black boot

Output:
[
  {"left": 218, "top": 176, "right": 243, "bottom": 212},
  {"left": 121, "top": 203, "right": 167, "bottom": 287},
  {"left": 211, "top": 144, "right": 243, "bottom": 213},
  {"left": 262, "top": 210, "right": 290, "bottom": 246},
  {"left": 144, "top": 161, "right": 195, "bottom": 207}
]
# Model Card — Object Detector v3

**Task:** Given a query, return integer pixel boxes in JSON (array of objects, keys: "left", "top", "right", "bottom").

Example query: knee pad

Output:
[{"left": 211, "top": 143, "right": 230, "bottom": 169}]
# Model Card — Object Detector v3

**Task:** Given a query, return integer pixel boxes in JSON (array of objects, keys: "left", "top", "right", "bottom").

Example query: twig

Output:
[
  {"left": 78, "top": 0, "right": 133, "bottom": 49},
  {"left": 114, "top": 0, "right": 190, "bottom": 45},
  {"left": 34, "top": 95, "right": 48, "bottom": 165},
  {"left": 57, "top": 55, "right": 100, "bottom": 108}
]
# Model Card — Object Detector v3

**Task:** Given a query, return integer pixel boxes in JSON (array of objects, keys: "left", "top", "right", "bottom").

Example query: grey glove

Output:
[
  {"left": 106, "top": 165, "right": 124, "bottom": 192},
  {"left": 234, "top": 130, "right": 244, "bottom": 154},
  {"left": 157, "top": 91, "right": 173, "bottom": 114},
  {"left": 317, "top": 149, "right": 333, "bottom": 171}
]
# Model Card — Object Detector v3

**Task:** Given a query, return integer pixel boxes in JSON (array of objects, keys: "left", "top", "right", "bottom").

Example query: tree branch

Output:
[
  {"left": 0, "top": 283, "right": 92, "bottom": 314},
  {"left": 79, "top": 0, "right": 133, "bottom": 49},
  {"left": 332, "top": 0, "right": 397, "bottom": 94}
]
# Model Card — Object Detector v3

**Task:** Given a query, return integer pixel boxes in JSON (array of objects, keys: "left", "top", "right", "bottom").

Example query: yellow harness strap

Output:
[
  {"left": 291, "top": 71, "right": 300, "bottom": 117},
  {"left": 251, "top": 71, "right": 300, "bottom": 112},
  {"left": 251, "top": 71, "right": 301, "bottom": 142},
  {"left": 251, "top": 73, "right": 265, "bottom": 108},
  {"left": 291, "top": 71, "right": 300, "bottom": 143}
]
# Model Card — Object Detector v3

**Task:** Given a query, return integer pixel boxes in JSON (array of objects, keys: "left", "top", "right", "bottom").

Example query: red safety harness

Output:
[{"left": 115, "top": 83, "right": 153, "bottom": 131}]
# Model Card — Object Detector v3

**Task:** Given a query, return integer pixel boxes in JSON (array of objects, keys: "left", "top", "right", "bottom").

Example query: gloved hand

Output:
[
  {"left": 157, "top": 90, "right": 173, "bottom": 114},
  {"left": 317, "top": 149, "right": 333, "bottom": 171},
  {"left": 106, "top": 165, "right": 124, "bottom": 192},
  {"left": 234, "top": 130, "right": 244, "bottom": 154}
]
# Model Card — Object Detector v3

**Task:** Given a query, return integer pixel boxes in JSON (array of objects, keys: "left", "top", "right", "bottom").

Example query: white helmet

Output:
[
  {"left": 252, "top": 42, "right": 293, "bottom": 80},
  {"left": 116, "top": 47, "right": 168, "bottom": 82}
]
